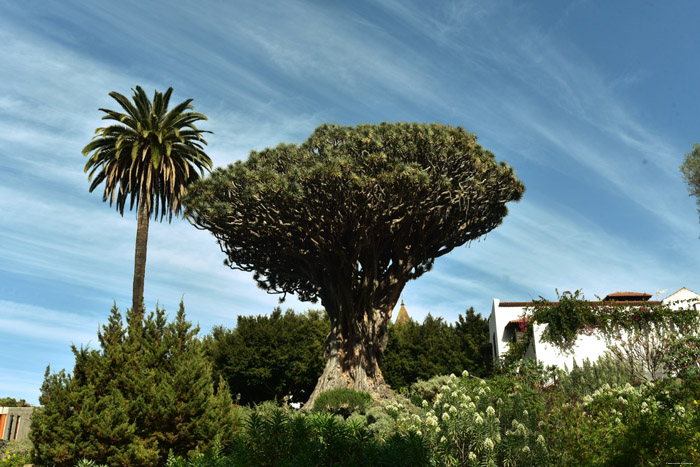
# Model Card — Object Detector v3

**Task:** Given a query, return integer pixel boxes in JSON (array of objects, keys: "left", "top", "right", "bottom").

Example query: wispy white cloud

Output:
[
  {"left": 374, "top": 0, "right": 498, "bottom": 46},
  {"left": 371, "top": 0, "right": 690, "bottom": 238},
  {"left": 0, "top": 300, "right": 98, "bottom": 346}
]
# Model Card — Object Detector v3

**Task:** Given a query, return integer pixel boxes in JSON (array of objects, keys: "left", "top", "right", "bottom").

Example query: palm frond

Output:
[{"left": 83, "top": 86, "right": 213, "bottom": 221}]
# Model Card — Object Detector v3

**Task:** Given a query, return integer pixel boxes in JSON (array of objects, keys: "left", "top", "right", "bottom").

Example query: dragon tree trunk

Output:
[{"left": 304, "top": 292, "right": 395, "bottom": 409}]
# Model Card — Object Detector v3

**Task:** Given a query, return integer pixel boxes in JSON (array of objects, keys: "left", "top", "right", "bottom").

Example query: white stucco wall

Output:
[
  {"left": 531, "top": 323, "right": 613, "bottom": 370},
  {"left": 662, "top": 287, "right": 700, "bottom": 310},
  {"left": 487, "top": 288, "right": 700, "bottom": 372},
  {"left": 489, "top": 300, "right": 612, "bottom": 370}
]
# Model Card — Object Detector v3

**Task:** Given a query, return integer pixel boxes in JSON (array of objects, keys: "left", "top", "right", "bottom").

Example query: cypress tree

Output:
[{"left": 31, "top": 302, "right": 236, "bottom": 466}]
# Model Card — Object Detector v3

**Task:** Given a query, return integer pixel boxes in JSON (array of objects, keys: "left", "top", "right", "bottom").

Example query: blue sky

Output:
[{"left": 2, "top": 0, "right": 700, "bottom": 405}]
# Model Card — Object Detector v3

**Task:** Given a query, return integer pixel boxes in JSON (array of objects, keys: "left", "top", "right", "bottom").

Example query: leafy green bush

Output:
[
  {"left": 0, "top": 439, "right": 32, "bottom": 458},
  {"left": 30, "top": 302, "right": 239, "bottom": 467},
  {"left": 0, "top": 440, "right": 31, "bottom": 467},
  {"left": 381, "top": 309, "right": 490, "bottom": 392},
  {"left": 313, "top": 388, "right": 374, "bottom": 417},
  {"left": 165, "top": 407, "right": 430, "bottom": 466},
  {"left": 157, "top": 359, "right": 700, "bottom": 466},
  {"left": 0, "top": 452, "right": 31, "bottom": 467},
  {"left": 204, "top": 308, "right": 329, "bottom": 406},
  {"left": 410, "top": 375, "right": 450, "bottom": 403},
  {"left": 543, "top": 378, "right": 700, "bottom": 465},
  {"left": 557, "top": 354, "right": 637, "bottom": 398}
]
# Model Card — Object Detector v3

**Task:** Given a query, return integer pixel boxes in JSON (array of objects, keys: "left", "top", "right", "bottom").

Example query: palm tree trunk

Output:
[{"left": 133, "top": 202, "right": 150, "bottom": 313}]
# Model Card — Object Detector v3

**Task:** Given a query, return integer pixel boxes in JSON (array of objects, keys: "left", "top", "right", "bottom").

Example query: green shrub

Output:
[
  {"left": 0, "top": 452, "right": 31, "bottom": 467},
  {"left": 75, "top": 459, "right": 108, "bottom": 467},
  {"left": 0, "top": 438, "right": 32, "bottom": 458},
  {"left": 0, "top": 398, "right": 30, "bottom": 408},
  {"left": 30, "top": 302, "right": 238, "bottom": 467},
  {"left": 312, "top": 388, "right": 374, "bottom": 417},
  {"left": 149, "top": 362, "right": 700, "bottom": 466},
  {"left": 204, "top": 308, "right": 329, "bottom": 405},
  {"left": 165, "top": 407, "right": 430, "bottom": 466},
  {"left": 410, "top": 375, "right": 450, "bottom": 403},
  {"left": 542, "top": 379, "right": 700, "bottom": 465},
  {"left": 557, "top": 354, "right": 637, "bottom": 398},
  {"left": 381, "top": 309, "right": 490, "bottom": 392}
]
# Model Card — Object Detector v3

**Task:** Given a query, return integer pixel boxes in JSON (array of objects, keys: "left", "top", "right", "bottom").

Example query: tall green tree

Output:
[
  {"left": 184, "top": 122, "right": 524, "bottom": 406},
  {"left": 681, "top": 143, "right": 700, "bottom": 225},
  {"left": 82, "top": 86, "right": 212, "bottom": 312},
  {"left": 204, "top": 308, "right": 329, "bottom": 405},
  {"left": 381, "top": 309, "right": 489, "bottom": 391},
  {"left": 454, "top": 306, "right": 490, "bottom": 376},
  {"left": 31, "top": 302, "right": 237, "bottom": 467}
]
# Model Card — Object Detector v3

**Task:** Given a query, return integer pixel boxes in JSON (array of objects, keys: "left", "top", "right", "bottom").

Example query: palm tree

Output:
[{"left": 82, "top": 86, "right": 212, "bottom": 313}]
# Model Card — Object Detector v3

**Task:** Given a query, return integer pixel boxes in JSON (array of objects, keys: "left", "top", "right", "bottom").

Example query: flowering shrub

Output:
[
  {"left": 544, "top": 379, "right": 700, "bottom": 465},
  {"left": 0, "top": 439, "right": 32, "bottom": 467},
  {"left": 527, "top": 290, "right": 699, "bottom": 353},
  {"left": 664, "top": 334, "right": 700, "bottom": 379},
  {"left": 380, "top": 369, "right": 549, "bottom": 466},
  {"left": 0, "top": 452, "right": 30, "bottom": 467},
  {"left": 71, "top": 357, "right": 698, "bottom": 466}
]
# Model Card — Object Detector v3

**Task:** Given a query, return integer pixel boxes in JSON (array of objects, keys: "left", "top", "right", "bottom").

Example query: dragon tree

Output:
[{"left": 183, "top": 122, "right": 524, "bottom": 406}]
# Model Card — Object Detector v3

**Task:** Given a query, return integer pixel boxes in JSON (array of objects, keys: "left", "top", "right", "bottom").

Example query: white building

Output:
[{"left": 487, "top": 288, "right": 700, "bottom": 370}]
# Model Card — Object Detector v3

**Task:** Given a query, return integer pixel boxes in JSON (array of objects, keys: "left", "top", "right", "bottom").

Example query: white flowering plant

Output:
[{"left": 380, "top": 370, "right": 549, "bottom": 466}]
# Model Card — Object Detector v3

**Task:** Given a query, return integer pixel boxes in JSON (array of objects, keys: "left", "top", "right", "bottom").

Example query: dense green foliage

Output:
[
  {"left": 184, "top": 122, "right": 524, "bottom": 304},
  {"left": 205, "top": 307, "right": 490, "bottom": 405},
  {"left": 0, "top": 438, "right": 32, "bottom": 466},
  {"left": 0, "top": 452, "right": 30, "bottom": 467},
  {"left": 204, "top": 308, "right": 329, "bottom": 405},
  {"left": 312, "top": 388, "right": 374, "bottom": 417},
  {"left": 30, "top": 303, "right": 237, "bottom": 466},
  {"left": 381, "top": 308, "right": 489, "bottom": 391},
  {"left": 556, "top": 355, "right": 636, "bottom": 398},
  {"left": 166, "top": 408, "right": 430, "bottom": 467},
  {"left": 155, "top": 356, "right": 700, "bottom": 466},
  {"left": 664, "top": 334, "right": 700, "bottom": 379},
  {"left": 0, "top": 397, "right": 29, "bottom": 407}
]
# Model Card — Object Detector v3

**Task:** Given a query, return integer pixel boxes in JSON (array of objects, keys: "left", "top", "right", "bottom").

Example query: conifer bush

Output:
[
  {"left": 312, "top": 388, "right": 374, "bottom": 417},
  {"left": 30, "top": 302, "right": 238, "bottom": 467}
]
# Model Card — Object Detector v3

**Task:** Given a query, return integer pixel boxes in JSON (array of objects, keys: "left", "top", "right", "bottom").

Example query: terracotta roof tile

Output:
[{"left": 604, "top": 291, "right": 652, "bottom": 301}]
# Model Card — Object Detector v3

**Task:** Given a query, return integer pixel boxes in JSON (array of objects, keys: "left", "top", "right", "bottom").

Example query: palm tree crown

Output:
[
  {"left": 82, "top": 86, "right": 213, "bottom": 312},
  {"left": 82, "top": 86, "right": 212, "bottom": 221}
]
